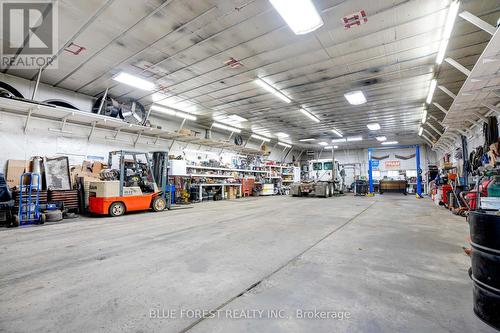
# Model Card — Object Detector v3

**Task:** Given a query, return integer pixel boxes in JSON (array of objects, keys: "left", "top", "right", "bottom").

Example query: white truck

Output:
[{"left": 290, "top": 159, "right": 346, "bottom": 197}]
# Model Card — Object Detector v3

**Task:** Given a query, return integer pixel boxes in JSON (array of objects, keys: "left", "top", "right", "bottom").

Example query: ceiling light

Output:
[
  {"left": 113, "top": 72, "right": 155, "bottom": 91},
  {"left": 212, "top": 122, "right": 242, "bottom": 133},
  {"left": 344, "top": 91, "right": 367, "bottom": 105},
  {"left": 324, "top": 146, "right": 333, "bottom": 149},
  {"left": 376, "top": 136, "right": 387, "bottom": 142},
  {"left": 331, "top": 129, "right": 343, "bottom": 137},
  {"left": 436, "top": 0, "right": 460, "bottom": 64},
  {"left": 347, "top": 136, "right": 363, "bottom": 142},
  {"left": 382, "top": 141, "right": 399, "bottom": 145},
  {"left": 276, "top": 132, "right": 289, "bottom": 137},
  {"left": 278, "top": 142, "right": 292, "bottom": 148},
  {"left": 254, "top": 78, "right": 291, "bottom": 103},
  {"left": 319, "top": 142, "right": 328, "bottom": 146},
  {"left": 269, "top": 0, "right": 323, "bottom": 35},
  {"left": 299, "top": 108, "right": 320, "bottom": 123},
  {"left": 299, "top": 138, "right": 315, "bottom": 142},
  {"left": 151, "top": 105, "right": 197, "bottom": 121},
  {"left": 251, "top": 134, "right": 271, "bottom": 142},
  {"left": 228, "top": 115, "right": 247, "bottom": 122},
  {"left": 332, "top": 138, "right": 346, "bottom": 143},
  {"left": 367, "top": 123, "right": 381, "bottom": 131},
  {"left": 426, "top": 79, "right": 437, "bottom": 104},
  {"left": 334, "top": 146, "right": 338, "bottom": 149},
  {"left": 422, "top": 109, "right": 428, "bottom": 124},
  {"left": 418, "top": 127, "right": 423, "bottom": 136}
]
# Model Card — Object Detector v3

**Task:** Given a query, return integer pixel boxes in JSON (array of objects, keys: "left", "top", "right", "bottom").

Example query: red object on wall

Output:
[
  {"left": 440, "top": 184, "right": 453, "bottom": 205},
  {"left": 342, "top": 10, "right": 368, "bottom": 29}
]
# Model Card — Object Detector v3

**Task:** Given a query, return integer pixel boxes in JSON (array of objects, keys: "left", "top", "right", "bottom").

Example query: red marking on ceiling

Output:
[
  {"left": 64, "top": 42, "right": 86, "bottom": 55},
  {"left": 342, "top": 10, "right": 368, "bottom": 29},
  {"left": 224, "top": 57, "right": 243, "bottom": 69}
]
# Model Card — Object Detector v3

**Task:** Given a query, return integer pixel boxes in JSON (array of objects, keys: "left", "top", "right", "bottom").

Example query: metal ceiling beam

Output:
[
  {"left": 437, "top": 85, "right": 456, "bottom": 99},
  {"left": 433, "top": 102, "right": 449, "bottom": 115},
  {"left": 444, "top": 57, "right": 472, "bottom": 77},
  {"left": 459, "top": 11, "right": 497, "bottom": 35}
]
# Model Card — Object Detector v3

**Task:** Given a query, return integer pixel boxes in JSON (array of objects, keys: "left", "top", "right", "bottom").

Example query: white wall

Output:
[
  {"left": 0, "top": 74, "right": 295, "bottom": 171},
  {"left": 301, "top": 145, "right": 437, "bottom": 178}
]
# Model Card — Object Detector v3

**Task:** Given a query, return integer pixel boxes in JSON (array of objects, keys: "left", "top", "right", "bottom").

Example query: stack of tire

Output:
[{"left": 468, "top": 210, "right": 500, "bottom": 330}]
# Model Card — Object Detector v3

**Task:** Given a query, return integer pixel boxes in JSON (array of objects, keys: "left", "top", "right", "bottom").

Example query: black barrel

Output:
[{"left": 468, "top": 210, "right": 500, "bottom": 330}]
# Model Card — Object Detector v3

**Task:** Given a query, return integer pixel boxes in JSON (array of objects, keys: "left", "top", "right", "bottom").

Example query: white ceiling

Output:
[{"left": 3, "top": 0, "right": 499, "bottom": 149}]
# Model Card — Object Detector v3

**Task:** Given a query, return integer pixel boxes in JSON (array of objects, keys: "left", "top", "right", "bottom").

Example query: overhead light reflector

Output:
[
  {"left": 269, "top": 0, "right": 324, "bottom": 35},
  {"left": 251, "top": 134, "right": 271, "bottom": 142},
  {"left": 367, "top": 123, "right": 381, "bottom": 131},
  {"left": 278, "top": 142, "right": 292, "bottom": 148},
  {"left": 422, "top": 109, "right": 428, "bottom": 124},
  {"left": 255, "top": 78, "right": 291, "bottom": 103},
  {"left": 324, "top": 146, "right": 333, "bottom": 149},
  {"left": 113, "top": 72, "right": 155, "bottom": 91},
  {"left": 276, "top": 132, "right": 289, "bottom": 137},
  {"left": 299, "top": 138, "right": 315, "bottom": 142},
  {"left": 151, "top": 105, "right": 197, "bottom": 121},
  {"left": 332, "top": 138, "right": 346, "bottom": 143},
  {"left": 347, "top": 136, "right": 363, "bottom": 142},
  {"left": 426, "top": 79, "right": 437, "bottom": 104},
  {"left": 382, "top": 141, "right": 399, "bottom": 145},
  {"left": 418, "top": 127, "right": 423, "bottom": 136},
  {"left": 319, "top": 142, "right": 328, "bottom": 146},
  {"left": 299, "top": 108, "right": 320, "bottom": 123},
  {"left": 212, "top": 122, "right": 242, "bottom": 133},
  {"left": 376, "top": 136, "right": 387, "bottom": 142},
  {"left": 331, "top": 129, "right": 343, "bottom": 137},
  {"left": 344, "top": 91, "right": 367, "bottom": 105},
  {"left": 436, "top": 1, "right": 460, "bottom": 64}
]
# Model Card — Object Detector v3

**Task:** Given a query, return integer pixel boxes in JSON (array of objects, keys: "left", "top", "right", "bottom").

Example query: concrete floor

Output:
[{"left": 0, "top": 194, "right": 495, "bottom": 333}]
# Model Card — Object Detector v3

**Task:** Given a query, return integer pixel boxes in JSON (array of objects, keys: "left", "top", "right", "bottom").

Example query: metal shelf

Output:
[
  {"left": 186, "top": 165, "right": 268, "bottom": 173},
  {"left": 0, "top": 97, "right": 262, "bottom": 155}
]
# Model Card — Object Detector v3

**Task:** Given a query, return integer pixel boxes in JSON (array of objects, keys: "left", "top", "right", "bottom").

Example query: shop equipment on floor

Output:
[
  {"left": 17, "top": 173, "right": 45, "bottom": 225},
  {"left": 88, "top": 150, "right": 170, "bottom": 217}
]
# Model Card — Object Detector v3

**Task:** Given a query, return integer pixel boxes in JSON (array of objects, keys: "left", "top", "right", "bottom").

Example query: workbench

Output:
[{"left": 196, "top": 183, "right": 242, "bottom": 202}]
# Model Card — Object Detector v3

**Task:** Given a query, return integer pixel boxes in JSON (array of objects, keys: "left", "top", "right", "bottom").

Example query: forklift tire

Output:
[
  {"left": 39, "top": 213, "right": 46, "bottom": 224},
  {"left": 109, "top": 202, "right": 126, "bottom": 217},
  {"left": 151, "top": 197, "right": 167, "bottom": 212}
]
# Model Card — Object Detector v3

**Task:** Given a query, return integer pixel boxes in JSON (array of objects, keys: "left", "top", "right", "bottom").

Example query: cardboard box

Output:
[
  {"left": 92, "top": 161, "right": 105, "bottom": 175},
  {"left": 6, "top": 160, "right": 27, "bottom": 188}
]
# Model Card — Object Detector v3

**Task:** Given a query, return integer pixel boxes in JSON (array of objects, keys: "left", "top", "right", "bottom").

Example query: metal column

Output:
[
  {"left": 416, "top": 145, "right": 422, "bottom": 197},
  {"left": 368, "top": 148, "right": 374, "bottom": 194}
]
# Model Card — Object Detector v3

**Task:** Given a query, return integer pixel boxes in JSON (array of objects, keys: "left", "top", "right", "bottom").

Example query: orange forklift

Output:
[{"left": 89, "top": 151, "right": 170, "bottom": 217}]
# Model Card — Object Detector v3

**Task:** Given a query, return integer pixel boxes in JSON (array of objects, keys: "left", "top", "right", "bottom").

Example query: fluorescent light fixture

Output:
[
  {"left": 347, "top": 136, "right": 363, "bottom": 142},
  {"left": 251, "top": 134, "right": 271, "bottom": 142},
  {"left": 382, "top": 141, "right": 399, "bottom": 145},
  {"left": 276, "top": 132, "right": 289, "bottom": 137},
  {"left": 153, "top": 93, "right": 198, "bottom": 113},
  {"left": 331, "top": 129, "right": 343, "bottom": 137},
  {"left": 113, "top": 72, "right": 155, "bottom": 91},
  {"left": 278, "top": 142, "right": 292, "bottom": 148},
  {"left": 418, "top": 127, "right": 423, "bottom": 136},
  {"left": 367, "top": 123, "right": 381, "bottom": 131},
  {"left": 421, "top": 109, "right": 428, "bottom": 124},
  {"left": 269, "top": 0, "right": 323, "bottom": 35},
  {"left": 228, "top": 115, "right": 247, "bottom": 122},
  {"left": 325, "top": 146, "right": 333, "bottom": 149},
  {"left": 332, "top": 138, "right": 346, "bottom": 143},
  {"left": 344, "top": 91, "right": 367, "bottom": 105},
  {"left": 334, "top": 146, "right": 338, "bottom": 149},
  {"left": 299, "top": 138, "right": 315, "bottom": 142},
  {"left": 300, "top": 108, "right": 320, "bottom": 123},
  {"left": 319, "top": 142, "right": 328, "bottom": 146},
  {"left": 254, "top": 78, "right": 291, "bottom": 103},
  {"left": 376, "top": 136, "right": 387, "bottom": 142},
  {"left": 151, "top": 105, "right": 197, "bottom": 121},
  {"left": 436, "top": 0, "right": 460, "bottom": 64},
  {"left": 426, "top": 79, "right": 437, "bottom": 104},
  {"left": 212, "top": 122, "right": 242, "bottom": 133}
]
